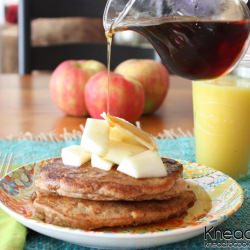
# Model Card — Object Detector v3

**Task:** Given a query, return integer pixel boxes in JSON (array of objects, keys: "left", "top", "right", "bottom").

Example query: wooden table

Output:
[{"left": 0, "top": 74, "right": 193, "bottom": 138}]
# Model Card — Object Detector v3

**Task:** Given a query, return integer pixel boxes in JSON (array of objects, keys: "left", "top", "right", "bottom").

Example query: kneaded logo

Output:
[
  {"left": 204, "top": 195, "right": 250, "bottom": 249},
  {"left": 204, "top": 226, "right": 250, "bottom": 248},
  {"left": 203, "top": 194, "right": 249, "bottom": 249}
]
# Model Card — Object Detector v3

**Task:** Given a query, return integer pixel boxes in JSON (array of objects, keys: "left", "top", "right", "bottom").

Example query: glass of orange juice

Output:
[{"left": 192, "top": 76, "right": 250, "bottom": 179}]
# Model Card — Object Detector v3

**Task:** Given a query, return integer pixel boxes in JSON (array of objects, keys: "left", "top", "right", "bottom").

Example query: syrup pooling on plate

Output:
[{"left": 100, "top": 181, "right": 212, "bottom": 232}]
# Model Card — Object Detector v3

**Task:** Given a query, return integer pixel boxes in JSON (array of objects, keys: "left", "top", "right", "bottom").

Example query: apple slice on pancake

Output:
[{"left": 102, "top": 113, "right": 157, "bottom": 151}]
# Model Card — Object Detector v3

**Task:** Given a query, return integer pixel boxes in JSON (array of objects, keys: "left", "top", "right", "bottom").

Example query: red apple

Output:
[
  {"left": 85, "top": 71, "right": 145, "bottom": 122},
  {"left": 115, "top": 59, "right": 169, "bottom": 114},
  {"left": 50, "top": 60, "right": 106, "bottom": 116}
]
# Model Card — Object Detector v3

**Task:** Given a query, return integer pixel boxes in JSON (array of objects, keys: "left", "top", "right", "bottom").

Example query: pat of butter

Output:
[
  {"left": 61, "top": 145, "right": 91, "bottom": 167},
  {"left": 117, "top": 150, "right": 167, "bottom": 178},
  {"left": 91, "top": 154, "right": 113, "bottom": 171}
]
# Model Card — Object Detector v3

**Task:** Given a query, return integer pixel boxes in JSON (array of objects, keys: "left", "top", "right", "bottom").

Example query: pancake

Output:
[
  {"left": 35, "top": 158, "right": 183, "bottom": 201},
  {"left": 33, "top": 191, "right": 196, "bottom": 230}
]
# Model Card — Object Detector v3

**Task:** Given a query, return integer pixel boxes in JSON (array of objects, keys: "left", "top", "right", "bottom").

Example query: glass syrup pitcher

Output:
[{"left": 103, "top": 0, "right": 250, "bottom": 80}]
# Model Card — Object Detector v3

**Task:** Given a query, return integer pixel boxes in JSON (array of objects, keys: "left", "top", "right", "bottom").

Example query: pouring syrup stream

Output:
[{"left": 105, "top": 29, "right": 113, "bottom": 114}]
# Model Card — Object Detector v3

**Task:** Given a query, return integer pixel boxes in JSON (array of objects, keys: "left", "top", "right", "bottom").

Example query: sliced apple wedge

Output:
[
  {"left": 101, "top": 113, "right": 157, "bottom": 151},
  {"left": 91, "top": 154, "right": 114, "bottom": 171},
  {"left": 61, "top": 145, "right": 91, "bottom": 167},
  {"left": 104, "top": 140, "right": 146, "bottom": 165},
  {"left": 117, "top": 150, "right": 167, "bottom": 178},
  {"left": 109, "top": 126, "right": 143, "bottom": 146},
  {"left": 81, "top": 118, "right": 109, "bottom": 156}
]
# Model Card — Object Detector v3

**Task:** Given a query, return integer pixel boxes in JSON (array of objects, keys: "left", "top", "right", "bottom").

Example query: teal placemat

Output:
[{"left": 0, "top": 138, "right": 249, "bottom": 250}]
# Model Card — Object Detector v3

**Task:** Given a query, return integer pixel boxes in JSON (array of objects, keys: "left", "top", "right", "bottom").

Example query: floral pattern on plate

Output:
[
  {"left": 0, "top": 157, "right": 244, "bottom": 250},
  {"left": 0, "top": 158, "right": 243, "bottom": 234}
]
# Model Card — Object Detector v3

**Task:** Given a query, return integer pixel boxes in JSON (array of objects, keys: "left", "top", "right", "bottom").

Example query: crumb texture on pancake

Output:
[
  {"left": 33, "top": 191, "right": 196, "bottom": 230},
  {"left": 35, "top": 158, "right": 183, "bottom": 201}
]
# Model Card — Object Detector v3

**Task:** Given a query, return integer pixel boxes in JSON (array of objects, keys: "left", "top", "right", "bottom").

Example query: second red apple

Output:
[
  {"left": 85, "top": 71, "right": 145, "bottom": 122},
  {"left": 115, "top": 59, "right": 169, "bottom": 114}
]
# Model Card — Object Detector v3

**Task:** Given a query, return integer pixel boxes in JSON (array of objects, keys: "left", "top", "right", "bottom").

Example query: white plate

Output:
[{"left": 0, "top": 158, "right": 243, "bottom": 249}]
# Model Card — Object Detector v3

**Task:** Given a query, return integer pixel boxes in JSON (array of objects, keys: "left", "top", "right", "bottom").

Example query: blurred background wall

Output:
[{"left": 0, "top": 0, "right": 150, "bottom": 74}]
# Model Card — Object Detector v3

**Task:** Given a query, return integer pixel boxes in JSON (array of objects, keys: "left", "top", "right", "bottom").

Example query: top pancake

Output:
[{"left": 35, "top": 158, "right": 183, "bottom": 201}]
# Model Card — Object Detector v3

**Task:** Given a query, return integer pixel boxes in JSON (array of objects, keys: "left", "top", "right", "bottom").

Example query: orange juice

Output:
[{"left": 192, "top": 77, "right": 250, "bottom": 179}]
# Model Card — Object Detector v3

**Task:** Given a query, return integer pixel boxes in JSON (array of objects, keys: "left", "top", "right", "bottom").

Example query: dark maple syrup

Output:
[{"left": 113, "top": 18, "right": 250, "bottom": 80}]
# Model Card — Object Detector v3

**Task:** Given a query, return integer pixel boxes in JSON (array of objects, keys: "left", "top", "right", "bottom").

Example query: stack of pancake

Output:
[{"left": 33, "top": 157, "right": 196, "bottom": 230}]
